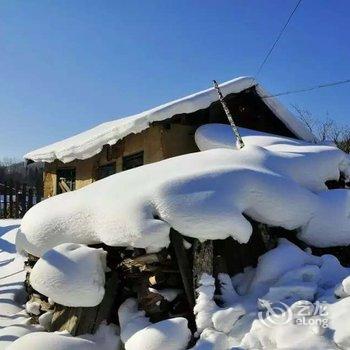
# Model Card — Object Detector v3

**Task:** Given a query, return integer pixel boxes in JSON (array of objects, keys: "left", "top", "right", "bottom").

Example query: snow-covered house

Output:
[
  {"left": 24, "top": 77, "right": 315, "bottom": 198},
  {"left": 12, "top": 78, "right": 350, "bottom": 349}
]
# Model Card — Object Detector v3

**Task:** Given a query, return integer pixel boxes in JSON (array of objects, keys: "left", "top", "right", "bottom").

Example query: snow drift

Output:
[
  {"left": 18, "top": 125, "right": 350, "bottom": 256},
  {"left": 191, "top": 240, "right": 350, "bottom": 349},
  {"left": 7, "top": 324, "right": 120, "bottom": 350},
  {"left": 30, "top": 243, "right": 107, "bottom": 307}
]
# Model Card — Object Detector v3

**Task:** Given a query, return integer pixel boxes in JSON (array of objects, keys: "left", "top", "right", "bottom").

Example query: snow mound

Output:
[
  {"left": 24, "top": 77, "right": 314, "bottom": 163},
  {"left": 18, "top": 135, "right": 350, "bottom": 256},
  {"left": 30, "top": 243, "right": 107, "bottom": 307},
  {"left": 299, "top": 189, "right": 350, "bottom": 247},
  {"left": 118, "top": 298, "right": 151, "bottom": 343},
  {"left": 193, "top": 239, "right": 350, "bottom": 349},
  {"left": 7, "top": 324, "right": 120, "bottom": 350},
  {"left": 195, "top": 124, "right": 350, "bottom": 192},
  {"left": 190, "top": 328, "right": 229, "bottom": 350},
  {"left": 125, "top": 317, "right": 191, "bottom": 350}
]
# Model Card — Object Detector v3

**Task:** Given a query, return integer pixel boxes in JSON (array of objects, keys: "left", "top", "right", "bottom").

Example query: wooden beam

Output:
[
  {"left": 170, "top": 228, "right": 195, "bottom": 309},
  {"left": 193, "top": 239, "right": 213, "bottom": 291}
]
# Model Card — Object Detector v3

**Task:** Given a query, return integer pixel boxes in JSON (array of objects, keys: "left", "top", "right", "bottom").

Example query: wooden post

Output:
[
  {"left": 0, "top": 184, "right": 3, "bottom": 218},
  {"left": 192, "top": 240, "right": 213, "bottom": 291},
  {"left": 28, "top": 188, "right": 33, "bottom": 210},
  {"left": 14, "top": 183, "right": 20, "bottom": 218},
  {"left": 3, "top": 182, "right": 8, "bottom": 218},
  {"left": 21, "top": 183, "right": 27, "bottom": 217},
  {"left": 170, "top": 228, "right": 195, "bottom": 309},
  {"left": 9, "top": 181, "right": 13, "bottom": 218},
  {"left": 35, "top": 184, "right": 42, "bottom": 205}
]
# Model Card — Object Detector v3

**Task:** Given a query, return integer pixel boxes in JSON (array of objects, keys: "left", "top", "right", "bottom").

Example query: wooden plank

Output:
[
  {"left": 170, "top": 228, "right": 195, "bottom": 309},
  {"left": 59, "top": 180, "right": 71, "bottom": 193},
  {"left": 49, "top": 305, "right": 82, "bottom": 335}
]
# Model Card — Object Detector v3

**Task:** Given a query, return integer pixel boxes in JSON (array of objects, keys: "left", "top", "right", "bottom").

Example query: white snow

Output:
[
  {"left": 24, "top": 77, "right": 315, "bottom": 163},
  {"left": 7, "top": 324, "right": 120, "bottom": 350},
  {"left": 0, "top": 220, "right": 43, "bottom": 349},
  {"left": 190, "top": 328, "right": 229, "bottom": 350},
  {"left": 125, "top": 317, "right": 191, "bottom": 350},
  {"left": 17, "top": 127, "right": 350, "bottom": 257},
  {"left": 195, "top": 123, "right": 350, "bottom": 192},
  {"left": 118, "top": 298, "right": 151, "bottom": 344},
  {"left": 193, "top": 274, "right": 218, "bottom": 333},
  {"left": 38, "top": 310, "right": 54, "bottom": 330},
  {"left": 25, "top": 301, "right": 41, "bottom": 315},
  {"left": 30, "top": 243, "right": 107, "bottom": 307},
  {"left": 192, "top": 239, "right": 350, "bottom": 349}
]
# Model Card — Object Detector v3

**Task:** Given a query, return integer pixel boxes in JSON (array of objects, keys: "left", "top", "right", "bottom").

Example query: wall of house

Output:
[
  {"left": 43, "top": 124, "right": 189, "bottom": 198},
  {"left": 160, "top": 123, "right": 198, "bottom": 159}
]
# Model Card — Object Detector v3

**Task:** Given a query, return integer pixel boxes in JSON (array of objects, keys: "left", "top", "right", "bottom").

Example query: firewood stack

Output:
[{"left": 24, "top": 222, "right": 350, "bottom": 340}]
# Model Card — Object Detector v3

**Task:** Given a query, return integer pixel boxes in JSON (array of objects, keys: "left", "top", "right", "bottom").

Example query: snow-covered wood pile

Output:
[{"left": 4, "top": 124, "right": 350, "bottom": 349}]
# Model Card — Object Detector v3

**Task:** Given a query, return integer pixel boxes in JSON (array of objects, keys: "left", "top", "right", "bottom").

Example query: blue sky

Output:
[{"left": 0, "top": 0, "right": 349, "bottom": 159}]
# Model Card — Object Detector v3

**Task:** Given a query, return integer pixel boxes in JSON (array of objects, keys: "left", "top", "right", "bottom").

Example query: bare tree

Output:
[{"left": 292, "top": 104, "right": 350, "bottom": 153}]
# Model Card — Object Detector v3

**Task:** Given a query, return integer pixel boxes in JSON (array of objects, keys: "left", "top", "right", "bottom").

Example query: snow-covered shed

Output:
[{"left": 24, "top": 77, "right": 315, "bottom": 198}]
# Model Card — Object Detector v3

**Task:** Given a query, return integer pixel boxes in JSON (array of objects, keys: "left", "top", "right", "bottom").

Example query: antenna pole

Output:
[{"left": 213, "top": 80, "right": 245, "bottom": 149}]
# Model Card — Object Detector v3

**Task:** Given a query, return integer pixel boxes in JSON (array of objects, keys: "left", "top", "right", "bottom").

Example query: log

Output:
[
  {"left": 49, "top": 305, "right": 82, "bottom": 335},
  {"left": 192, "top": 239, "right": 213, "bottom": 292},
  {"left": 170, "top": 229, "right": 195, "bottom": 309}
]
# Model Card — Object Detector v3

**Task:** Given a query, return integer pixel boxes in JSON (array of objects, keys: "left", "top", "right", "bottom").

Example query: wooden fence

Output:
[{"left": 0, "top": 181, "right": 43, "bottom": 219}]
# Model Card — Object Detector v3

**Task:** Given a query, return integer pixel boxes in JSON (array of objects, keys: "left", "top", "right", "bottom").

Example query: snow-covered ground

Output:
[
  {"left": 0, "top": 220, "right": 41, "bottom": 350},
  {"left": 0, "top": 221, "right": 120, "bottom": 350}
]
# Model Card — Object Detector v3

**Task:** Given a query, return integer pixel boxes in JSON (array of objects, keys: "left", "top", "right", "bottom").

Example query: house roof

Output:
[{"left": 24, "top": 77, "right": 316, "bottom": 163}]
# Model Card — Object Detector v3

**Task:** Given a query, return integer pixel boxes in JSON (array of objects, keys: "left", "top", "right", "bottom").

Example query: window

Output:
[
  {"left": 56, "top": 168, "right": 76, "bottom": 194},
  {"left": 97, "top": 163, "right": 116, "bottom": 180},
  {"left": 123, "top": 151, "right": 144, "bottom": 171}
]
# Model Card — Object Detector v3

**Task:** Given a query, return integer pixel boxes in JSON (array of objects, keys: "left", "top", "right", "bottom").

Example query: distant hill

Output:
[{"left": 0, "top": 160, "right": 43, "bottom": 187}]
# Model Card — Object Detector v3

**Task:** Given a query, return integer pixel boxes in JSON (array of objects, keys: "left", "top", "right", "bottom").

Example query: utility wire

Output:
[
  {"left": 261, "top": 79, "right": 350, "bottom": 99},
  {"left": 256, "top": 0, "right": 302, "bottom": 77}
]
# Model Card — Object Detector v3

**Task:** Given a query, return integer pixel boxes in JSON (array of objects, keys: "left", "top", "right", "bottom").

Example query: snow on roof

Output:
[{"left": 24, "top": 77, "right": 316, "bottom": 163}]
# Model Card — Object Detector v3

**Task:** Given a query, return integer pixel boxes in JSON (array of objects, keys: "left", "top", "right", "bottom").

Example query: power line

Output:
[
  {"left": 261, "top": 79, "right": 350, "bottom": 99},
  {"left": 256, "top": 0, "right": 302, "bottom": 78}
]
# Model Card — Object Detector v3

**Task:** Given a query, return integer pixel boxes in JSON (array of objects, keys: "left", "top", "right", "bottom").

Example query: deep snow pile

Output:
[
  {"left": 0, "top": 220, "right": 42, "bottom": 349},
  {"left": 115, "top": 240, "right": 350, "bottom": 349},
  {"left": 118, "top": 298, "right": 190, "bottom": 350},
  {"left": 193, "top": 240, "right": 350, "bottom": 349},
  {"left": 7, "top": 323, "right": 120, "bottom": 350},
  {"left": 30, "top": 243, "right": 107, "bottom": 307},
  {"left": 195, "top": 123, "right": 350, "bottom": 191},
  {"left": 18, "top": 126, "right": 350, "bottom": 257}
]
